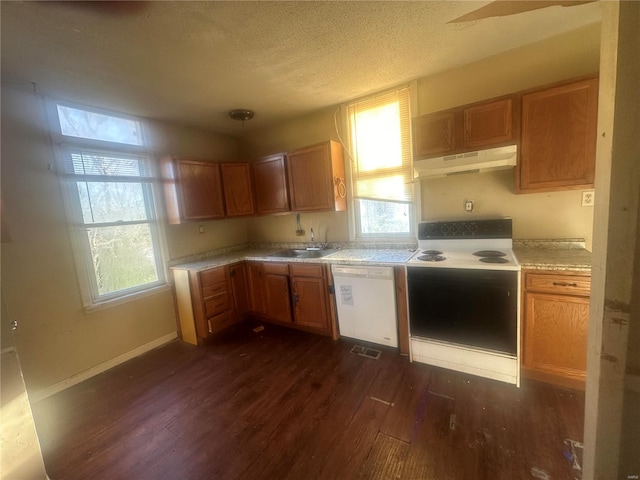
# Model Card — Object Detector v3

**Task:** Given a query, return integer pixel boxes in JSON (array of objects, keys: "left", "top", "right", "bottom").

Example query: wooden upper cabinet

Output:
[
  {"left": 463, "top": 98, "right": 514, "bottom": 148},
  {"left": 413, "top": 97, "right": 515, "bottom": 159},
  {"left": 287, "top": 140, "right": 347, "bottom": 212},
  {"left": 160, "top": 157, "right": 225, "bottom": 224},
  {"left": 252, "top": 153, "right": 290, "bottom": 215},
  {"left": 220, "top": 163, "right": 254, "bottom": 217},
  {"left": 413, "top": 111, "right": 457, "bottom": 158},
  {"left": 517, "top": 77, "right": 598, "bottom": 193}
]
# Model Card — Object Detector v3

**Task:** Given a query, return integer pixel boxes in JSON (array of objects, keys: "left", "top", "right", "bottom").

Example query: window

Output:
[
  {"left": 52, "top": 102, "right": 167, "bottom": 307},
  {"left": 346, "top": 87, "right": 414, "bottom": 238}
]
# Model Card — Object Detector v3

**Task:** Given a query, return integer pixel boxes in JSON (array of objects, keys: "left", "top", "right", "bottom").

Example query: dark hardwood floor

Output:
[{"left": 32, "top": 322, "right": 585, "bottom": 480}]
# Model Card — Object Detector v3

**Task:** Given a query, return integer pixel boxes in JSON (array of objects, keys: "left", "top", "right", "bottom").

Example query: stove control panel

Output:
[{"left": 418, "top": 218, "right": 512, "bottom": 240}]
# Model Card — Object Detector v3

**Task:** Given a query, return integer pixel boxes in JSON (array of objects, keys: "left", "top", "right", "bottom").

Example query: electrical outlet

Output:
[
  {"left": 198, "top": 225, "right": 205, "bottom": 234},
  {"left": 581, "top": 191, "right": 595, "bottom": 207},
  {"left": 464, "top": 200, "right": 474, "bottom": 213}
]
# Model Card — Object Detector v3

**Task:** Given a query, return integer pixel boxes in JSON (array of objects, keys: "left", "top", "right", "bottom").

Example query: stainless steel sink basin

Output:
[{"left": 269, "top": 248, "right": 336, "bottom": 259}]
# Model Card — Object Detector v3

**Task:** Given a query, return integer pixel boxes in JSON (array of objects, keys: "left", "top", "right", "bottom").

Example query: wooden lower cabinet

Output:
[
  {"left": 173, "top": 264, "right": 238, "bottom": 345},
  {"left": 175, "top": 261, "right": 336, "bottom": 344},
  {"left": 521, "top": 270, "right": 590, "bottom": 389},
  {"left": 247, "top": 261, "right": 334, "bottom": 336}
]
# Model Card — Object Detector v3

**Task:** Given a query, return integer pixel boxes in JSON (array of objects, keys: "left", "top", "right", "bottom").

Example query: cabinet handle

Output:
[
  {"left": 335, "top": 177, "right": 346, "bottom": 198},
  {"left": 292, "top": 294, "right": 299, "bottom": 306},
  {"left": 553, "top": 281, "right": 578, "bottom": 287}
]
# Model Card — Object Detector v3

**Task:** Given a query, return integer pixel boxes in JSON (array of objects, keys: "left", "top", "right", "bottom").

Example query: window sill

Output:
[{"left": 84, "top": 284, "right": 172, "bottom": 314}]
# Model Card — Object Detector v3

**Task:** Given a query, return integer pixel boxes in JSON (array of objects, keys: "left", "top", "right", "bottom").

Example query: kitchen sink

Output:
[{"left": 269, "top": 248, "right": 337, "bottom": 259}]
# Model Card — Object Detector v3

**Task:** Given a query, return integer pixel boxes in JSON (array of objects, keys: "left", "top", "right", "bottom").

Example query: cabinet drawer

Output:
[
  {"left": 290, "top": 263, "right": 323, "bottom": 278},
  {"left": 202, "top": 283, "right": 227, "bottom": 300},
  {"left": 525, "top": 273, "right": 591, "bottom": 296},
  {"left": 206, "top": 311, "right": 233, "bottom": 334},
  {"left": 200, "top": 268, "right": 226, "bottom": 287},
  {"left": 263, "top": 263, "right": 289, "bottom": 275},
  {"left": 205, "top": 293, "right": 229, "bottom": 317}
]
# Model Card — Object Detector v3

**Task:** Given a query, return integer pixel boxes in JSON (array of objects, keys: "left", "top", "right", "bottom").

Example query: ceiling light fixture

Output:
[{"left": 228, "top": 109, "right": 254, "bottom": 126}]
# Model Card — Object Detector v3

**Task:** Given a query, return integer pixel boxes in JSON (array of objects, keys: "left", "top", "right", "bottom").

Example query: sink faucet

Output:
[{"left": 310, "top": 228, "right": 315, "bottom": 243}]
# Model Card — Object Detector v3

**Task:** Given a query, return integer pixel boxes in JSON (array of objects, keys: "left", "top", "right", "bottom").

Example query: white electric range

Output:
[{"left": 406, "top": 218, "right": 522, "bottom": 386}]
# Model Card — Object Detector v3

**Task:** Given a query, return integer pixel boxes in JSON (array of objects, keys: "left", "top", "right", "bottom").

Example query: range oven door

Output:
[{"left": 407, "top": 267, "right": 518, "bottom": 355}]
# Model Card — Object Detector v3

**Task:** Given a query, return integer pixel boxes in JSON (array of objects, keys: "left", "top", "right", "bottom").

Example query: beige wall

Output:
[
  {"left": 0, "top": 84, "right": 244, "bottom": 394},
  {"left": 420, "top": 170, "right": 595, "bottom": 243}
]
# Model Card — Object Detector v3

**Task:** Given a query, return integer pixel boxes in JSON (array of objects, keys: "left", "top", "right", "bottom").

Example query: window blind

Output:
[{"left": 347, "top": 87, "right": 412, "bottom": 203}]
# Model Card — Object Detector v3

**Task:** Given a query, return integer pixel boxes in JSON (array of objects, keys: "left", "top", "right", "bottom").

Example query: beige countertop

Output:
[
  {"left": 513, "top": 239, "right": 591, "bottom": 272},
  {"left": 169, "top": 239, "right": 592, "bottom": 273},
  {"left": 169, "top": 247, "right": 417, "bottom": 272}
]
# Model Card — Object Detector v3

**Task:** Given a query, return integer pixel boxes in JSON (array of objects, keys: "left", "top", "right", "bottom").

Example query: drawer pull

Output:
[{"left": 553, "top": 281, "right": 578, "bottom": 287}]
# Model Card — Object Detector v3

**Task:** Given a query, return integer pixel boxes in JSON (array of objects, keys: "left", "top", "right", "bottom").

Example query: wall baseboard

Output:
[{"left": 30, "top": 332, "right": 178, "bottom": 403}]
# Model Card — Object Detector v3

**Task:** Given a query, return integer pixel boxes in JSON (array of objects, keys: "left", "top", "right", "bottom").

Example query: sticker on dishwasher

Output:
[{"left": 340, "top": 285, "right": 354, "bottom": 306}]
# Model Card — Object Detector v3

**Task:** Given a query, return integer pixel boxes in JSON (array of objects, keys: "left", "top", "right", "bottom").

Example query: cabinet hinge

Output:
[{"left": 328, "top": 284, "right": 335, "bottom": 294}]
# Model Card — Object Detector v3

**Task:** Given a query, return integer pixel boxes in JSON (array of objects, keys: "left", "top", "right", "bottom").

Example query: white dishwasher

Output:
[{"left": 331, "top": 265, "right": 398, "bottom": 348}]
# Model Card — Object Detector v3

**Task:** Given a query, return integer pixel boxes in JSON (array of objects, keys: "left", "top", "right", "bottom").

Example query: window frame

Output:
[
  {"left": 48, "top": 99, "right": 169, "bottom": 311},
  {"left": 342, "top": 83, "right": 418, "bottom": 242}
]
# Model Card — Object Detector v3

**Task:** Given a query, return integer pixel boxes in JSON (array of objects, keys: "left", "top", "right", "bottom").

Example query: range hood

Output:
[{"left": 414, "top": 144, "right": 517, "bottom": 178}]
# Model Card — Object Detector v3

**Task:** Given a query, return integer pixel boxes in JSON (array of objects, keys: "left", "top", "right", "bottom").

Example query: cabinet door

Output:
[
  {"left": 463, "top": 98, "right": 513, "bottom": 148},
  {"left": 264, "top": 273, "right": 292, "bottom": 324},
  {"left": 518, "top": 78, "right": 598, "bottom": 193},
  {"left": 221, "top": 163, "right": 254, "bottom": 217},
  {"left": 287, "top": 141, "right": 346, "bottom": 212},
  {"left": 523, "top": 291, "right": 589, "bottom": 381},
  {"left": 229, "top": 263, "right": 250, "bottom": 317},
  {"left": 252, "top": 153, "right": 290, "bottom": 214},
  {"left": 247, "top": 262, "right": 266, "bottom": 315},
  {"left": 291, "top": 275, "right": 329, "bottom": 332},
  {"left": 161, "top": 158, "right": 225, "bottom": 223},
  {"left": 413, "top": 110, "right": 456, "bottom": 158}
]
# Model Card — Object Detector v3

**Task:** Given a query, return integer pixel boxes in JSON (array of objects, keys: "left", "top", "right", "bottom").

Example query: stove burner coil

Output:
[
  {"left": 473, "top": 250, "right": 506, "bottom": 258},
  {"left": 421, "top": 250, "right": 443, "bottom": 255},
  {"left": 479, "top": 257, "right": 509, "bottom": 264},
  {"left": 417, "top": 254, "right": 446, "bottom": 262}
]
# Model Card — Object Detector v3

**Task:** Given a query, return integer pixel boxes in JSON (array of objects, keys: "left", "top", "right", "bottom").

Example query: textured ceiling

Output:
[{"left": 1, "top": 1, "right": 601, "bottom": 136}]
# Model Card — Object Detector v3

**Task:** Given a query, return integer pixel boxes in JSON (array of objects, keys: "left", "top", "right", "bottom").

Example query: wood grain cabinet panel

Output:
[
  {"left": 518, "top": 78, "right": 598, "bottom": 193},
  {"left": 413, "top": 97, "right": 515, "bottom": 159},
  {"left": 229, "top": 263, "right": 250, "bottom": 318},
  {"left": 463, "top": 98, "right": 513, "bottom": 148},
  {"left": 291, "top": 268, "right": 330, "bottom": 332},
  {"left": 287, "top": 140, "right": 346, "bottom": 212},
  {"left": 521, "top": 271, "right": 590, "bottom": 389},
  {"left": 247, "top": 262, "right": 266, "bottom": 315},
  {"left": 413, "top": 111, "right": 457, "bottom": 158},
  {"left": 161, "top": 157, "right": 225, "bottom": 224},
  {"left": 221, "top": 163, "right": 254, "bottom": 217},
  {"left": 252, "top": 153, "right": 290, "bottom": 215},
  {"left": 263, "top": 271, "right": 293, "bottom": 324}
]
